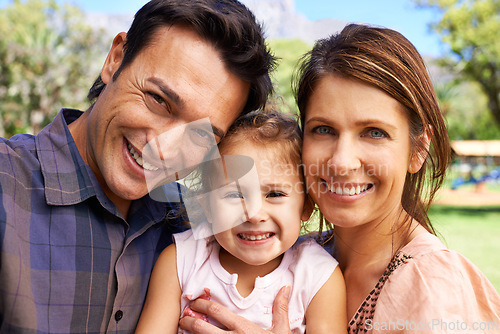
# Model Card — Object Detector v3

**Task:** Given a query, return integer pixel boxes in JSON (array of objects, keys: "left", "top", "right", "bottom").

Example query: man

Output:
[{"left": 0, "top": 0, "right": 275, "bottom": 332}]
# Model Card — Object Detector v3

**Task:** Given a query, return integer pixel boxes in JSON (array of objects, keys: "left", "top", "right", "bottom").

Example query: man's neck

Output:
[{"left": 68, "top": 108, "right": 131, "bottom": 219}]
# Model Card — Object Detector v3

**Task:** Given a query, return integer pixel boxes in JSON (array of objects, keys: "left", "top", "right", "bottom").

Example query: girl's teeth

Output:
[
  {"left": 239, "top": 233, "right": 272, "bottom": 241},
  {"left": 128, "top": 144, "right": 159, "bottom": 171}
]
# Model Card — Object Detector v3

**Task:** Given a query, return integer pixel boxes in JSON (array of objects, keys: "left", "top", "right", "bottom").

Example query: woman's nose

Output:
[{"left": 327, "top": 137, "right": 361, "bottom": 175}]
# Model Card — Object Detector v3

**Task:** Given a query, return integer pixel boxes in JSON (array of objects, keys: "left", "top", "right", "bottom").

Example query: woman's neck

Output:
[
  {"left": 334, "top": 221, "right": 395, "bottom": 273},
  {"left": 333, "top": 207, "right": 426, "bottom": 270},
  {"left": 333, "top": 211, "right": 428, "bottom": 319}
]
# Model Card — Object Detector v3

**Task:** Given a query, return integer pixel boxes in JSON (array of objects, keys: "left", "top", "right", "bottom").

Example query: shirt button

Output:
[{"left": 115, "top": 310, "right": 124, "bottom": 322}]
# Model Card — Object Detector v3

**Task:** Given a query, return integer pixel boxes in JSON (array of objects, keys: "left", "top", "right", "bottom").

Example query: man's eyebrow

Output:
[
  {"left": 147, "top": 77, "right": 184, "bottom": 109},
  {"left": 212, "top": 125, "right": 224, "bottom": 141},
  {"left": 147, "top": 77, "right": 225, "bottom": 140}
]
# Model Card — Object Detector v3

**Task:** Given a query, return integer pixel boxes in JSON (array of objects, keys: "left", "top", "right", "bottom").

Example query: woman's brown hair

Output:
[{"left": 294, "top": 23, "right": 451, "bottom": 235}]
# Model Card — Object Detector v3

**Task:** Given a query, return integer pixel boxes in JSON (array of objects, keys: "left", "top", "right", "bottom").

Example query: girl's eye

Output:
[
  {"left": 267, "top": 191, "right": 286, "bottom": 198},
  {"left": 224, "top": 192, "right": 243, "bottom": 199},
  {"left": 368, "top": 129, "right": 388, "bottom": 139}
]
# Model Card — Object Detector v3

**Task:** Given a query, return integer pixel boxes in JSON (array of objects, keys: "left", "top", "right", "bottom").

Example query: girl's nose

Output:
[{"left": 246, "top": 206, "right": 270, "bottom": 224}]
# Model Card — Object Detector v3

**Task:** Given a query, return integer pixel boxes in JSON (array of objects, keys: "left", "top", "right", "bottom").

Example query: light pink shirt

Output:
[
  {"left": 350, "top": 232, "right": 500, "bottom": 334},
  {"left": 174, "top": 230, "right": 338, "bottom": 333}
]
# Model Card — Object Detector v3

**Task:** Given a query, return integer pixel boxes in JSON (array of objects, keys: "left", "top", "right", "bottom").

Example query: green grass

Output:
[{"left": 429, "top": 205, "right": 500, "bottom": 293}]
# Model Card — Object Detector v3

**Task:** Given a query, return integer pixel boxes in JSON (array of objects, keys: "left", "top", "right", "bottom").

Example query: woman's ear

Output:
[
  {"left": 101, "top": 32, "right": 127, "bottom": 85},
  {"left": 408, "top": 128, "right": 431, "bottom": 174},
  {"left": 301, "top": 195, "right": 315, "bottom": 221}
]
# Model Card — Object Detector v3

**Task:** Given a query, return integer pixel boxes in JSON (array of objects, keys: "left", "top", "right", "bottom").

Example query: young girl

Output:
[{"left": 136, "top": 111, "right": 347, "bottom": 333}]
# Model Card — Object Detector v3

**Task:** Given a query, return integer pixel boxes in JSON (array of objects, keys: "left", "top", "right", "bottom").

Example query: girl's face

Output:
[
  {"left": 302, "top": 75, "right": 416, "bottom": 230},
  {"left": 208, "top": 143, "right": 311, "bottom": 269}
]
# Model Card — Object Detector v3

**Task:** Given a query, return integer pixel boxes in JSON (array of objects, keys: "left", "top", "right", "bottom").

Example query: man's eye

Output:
[
  {"left": 190, "top": 128, "right": 216, "bottom": 148},
  {"left": 194, "top": 128, "right": 209, "bottom": 138},
  {"left": 151, "top": 93, "right": 165, "bottom": 105}
]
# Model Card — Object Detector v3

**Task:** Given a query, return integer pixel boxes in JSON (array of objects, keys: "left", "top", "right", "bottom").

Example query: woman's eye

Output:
[
  {"left": 313, "top": 126, "right": 331, "bottom": 135},
  {"left": 368, "top": 129, "right": 388, "bottom": 138}
]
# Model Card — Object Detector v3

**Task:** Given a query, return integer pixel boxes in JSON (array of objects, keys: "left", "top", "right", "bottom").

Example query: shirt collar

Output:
[
  {"left": 36, "top": 109, "right": 96, "bottom": 206},
  {"left": 36, "top": 109, "right": 172, "bottom": 224}
]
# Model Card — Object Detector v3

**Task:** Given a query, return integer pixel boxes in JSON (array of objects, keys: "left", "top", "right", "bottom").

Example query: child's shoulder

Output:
[
  {"left": 289, "top": 237, "right": 338, "bottom": 268},
  {"left": 173, "top": 229, "right": 195, "bottom": 243},
  {"left": 294, "top": 235, "right": 329, "bottom": 252}
]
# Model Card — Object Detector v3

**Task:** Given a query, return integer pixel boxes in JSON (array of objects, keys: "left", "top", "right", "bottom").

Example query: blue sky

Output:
[
  {"left": 295, "top": 0, "right": 443, "bottom": 57},
  {"left": 0, "top": 0, "right": 444, "bottom": 56}
]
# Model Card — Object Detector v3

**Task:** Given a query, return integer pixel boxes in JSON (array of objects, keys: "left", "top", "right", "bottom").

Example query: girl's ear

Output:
[
  {"left": 199, "top": 194, "right": 213, "bottom": 224},
  {"left": 408, "top": 128, "right": 431, "bottom": 174},
  {"left": 101, "top": 32, "right": 127, "bottom": 85},
  {"left": 301, "top": 195, "right": 315, "bottom": 221}
]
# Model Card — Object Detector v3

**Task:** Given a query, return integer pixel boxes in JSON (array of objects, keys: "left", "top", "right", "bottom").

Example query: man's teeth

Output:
[
  {"left": 128, "top": 144, "right": 159, "bottom": 171},
  {"left": 239, "top": 233, "right": 273, "bottom": 241},
  {"left": 329, "top": 184, "right": 369, "bottom": 196}
]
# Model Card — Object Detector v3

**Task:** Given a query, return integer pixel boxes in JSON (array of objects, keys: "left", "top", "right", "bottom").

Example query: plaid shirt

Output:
[{"left": 0, "top": 109, "right": 186, "bottom": 333}]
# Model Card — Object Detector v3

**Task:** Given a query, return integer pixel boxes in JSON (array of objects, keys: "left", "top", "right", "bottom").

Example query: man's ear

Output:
[
  {"left": 301, "top": 195, "right": 315, "bottom": 221},
  {"left": 408, "top": 128, "right": 431, "bottom": 174},
  {"left": 101, "top": 32, "right": 127, "bottom": 85}
]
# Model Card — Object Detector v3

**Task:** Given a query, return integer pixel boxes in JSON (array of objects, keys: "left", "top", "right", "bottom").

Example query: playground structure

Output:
[{"left": 450, "top": 140, "right": 500, "bottom": 192}]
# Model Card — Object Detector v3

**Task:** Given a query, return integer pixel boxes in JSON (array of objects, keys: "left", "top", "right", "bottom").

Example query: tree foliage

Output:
[
  {"left": 267, "top": 39, "right": 311, "bottom": 117},
  {"left": 435, "top": 80, "right": 500, "bottom": 140},
  {"left": 415, "top": 0, "right": 500, "bottom": 130},
  {"left": 0, "top": 0, "right": 108, "bottom": 137}
]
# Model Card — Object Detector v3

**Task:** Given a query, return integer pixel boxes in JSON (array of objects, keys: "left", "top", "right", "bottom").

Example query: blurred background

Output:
[{"left": 0, "top": 0, "right": 499, "bottom": 291}]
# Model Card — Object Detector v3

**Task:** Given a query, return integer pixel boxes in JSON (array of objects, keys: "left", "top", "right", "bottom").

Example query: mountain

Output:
[
  {"left": 86, "top": 0, "right": 348, "bottom": 43},
  {"left": 242, "top": 0, "right": 347, "bottom": 42}
]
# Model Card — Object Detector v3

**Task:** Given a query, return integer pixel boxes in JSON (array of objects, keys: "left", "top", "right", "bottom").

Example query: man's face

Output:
[{"left": 82, "top": 25, "right": 250, "bottom": 210}]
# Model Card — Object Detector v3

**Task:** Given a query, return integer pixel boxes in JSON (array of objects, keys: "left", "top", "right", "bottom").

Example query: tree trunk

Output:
[{"left": 487, "top": 91, "right": 500, "bottom": 128}]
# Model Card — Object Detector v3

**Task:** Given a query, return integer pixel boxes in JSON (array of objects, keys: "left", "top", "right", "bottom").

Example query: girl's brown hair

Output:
[
  {"left": 219, "top": 110, "right": 302, "bottom": 168},
  {"left": 294, "top": 23, "right": 451, "bottom": 234}
]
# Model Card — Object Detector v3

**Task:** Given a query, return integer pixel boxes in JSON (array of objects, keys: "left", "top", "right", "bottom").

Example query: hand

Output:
[{"left": 178, "top": 286, "right": 292, "bottom": 334}]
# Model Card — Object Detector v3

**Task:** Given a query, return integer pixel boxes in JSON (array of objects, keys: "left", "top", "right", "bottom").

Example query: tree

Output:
[
  {"left": 435, "top": 80, "right": 500, "bottom": 140},
  {"left": 415, "top": 0, "right": 500, "bottom": 129},
  {"left": 0, "top": 0, "right": 108, "bottom": 137},
  {"left": 267, "top": 39, "right": 311, "bottom": 116}
]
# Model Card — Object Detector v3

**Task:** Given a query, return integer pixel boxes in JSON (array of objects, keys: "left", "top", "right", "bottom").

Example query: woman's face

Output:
[{"left": 302, "top": 75, "right": 414, "bottom": 229}]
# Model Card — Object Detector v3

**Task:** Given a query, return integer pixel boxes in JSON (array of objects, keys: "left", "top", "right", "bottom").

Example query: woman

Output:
[
  {"left": 178, "top": 24, "right": 500, "bottom": 334},
  {"left": 296, "top": 24, "right": 500, "bottom": 333}
]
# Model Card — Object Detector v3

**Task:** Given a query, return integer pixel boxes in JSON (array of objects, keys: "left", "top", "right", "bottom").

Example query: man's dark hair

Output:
[{"left": 87, "top": 0, "right": 276, "bottom": 114}]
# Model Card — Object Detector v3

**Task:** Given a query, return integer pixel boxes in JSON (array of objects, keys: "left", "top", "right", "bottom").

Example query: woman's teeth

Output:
[
  {"left": 329, "top": 183, "right": 369, "bottom": 196},
  {"left": 238, "top": 233, "right": 273, "bottom": 241},
  {"left": 128, "top": 144, "right": 159, "bottom": 171}
]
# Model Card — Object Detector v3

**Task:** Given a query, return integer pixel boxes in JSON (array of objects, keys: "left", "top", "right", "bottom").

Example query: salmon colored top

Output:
[{"left": 348, "top": 232, "right": 500, "bottom": 333}]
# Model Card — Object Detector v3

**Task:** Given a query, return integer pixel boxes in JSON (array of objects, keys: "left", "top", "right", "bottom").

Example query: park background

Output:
[{"left": 0, "top": 0, "right": 499, "bottom": 292}]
